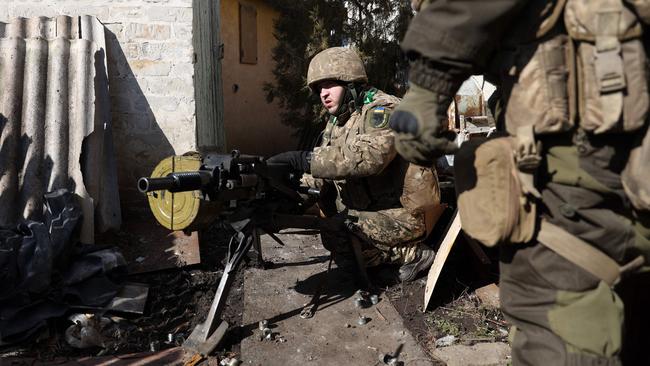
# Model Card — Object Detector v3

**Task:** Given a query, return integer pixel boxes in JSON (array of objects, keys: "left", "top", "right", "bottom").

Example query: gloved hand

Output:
[
  {"left": 389, "top": 84, "right": 458, "bottom": 166},
  {"left": 267, "top": 151, "right": 312, "bottom": 173}
]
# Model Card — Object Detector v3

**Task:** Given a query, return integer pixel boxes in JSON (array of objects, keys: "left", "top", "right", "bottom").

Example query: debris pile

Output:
[{"left": 0, "top": 189, "right": 126, "bottom": 345}]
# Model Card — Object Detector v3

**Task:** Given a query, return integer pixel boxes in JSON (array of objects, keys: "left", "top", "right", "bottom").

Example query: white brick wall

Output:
[{"left": 1, "top": 0, "right": 197, "bottom": 205}]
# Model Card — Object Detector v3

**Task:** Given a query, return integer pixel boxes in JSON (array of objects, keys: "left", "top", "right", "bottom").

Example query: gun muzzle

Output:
[
  {"left": 138, "top": 171, "right": 212, "bottom": 193},
  {"left": 138, "top": 176, "right": 174, "bottom": 193}
]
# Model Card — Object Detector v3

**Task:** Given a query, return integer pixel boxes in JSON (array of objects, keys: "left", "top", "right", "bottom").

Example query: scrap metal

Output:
[{"left": 0, "top": 15, "right": 120, "bottom": 242}]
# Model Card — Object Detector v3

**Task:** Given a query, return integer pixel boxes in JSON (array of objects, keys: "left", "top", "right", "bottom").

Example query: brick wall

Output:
[{"left": 0, "top": 0, "right": 197, "bottom": 209}]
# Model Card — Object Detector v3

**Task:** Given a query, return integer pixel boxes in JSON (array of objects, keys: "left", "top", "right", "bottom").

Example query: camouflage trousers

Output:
[
  {"left": 321, "top": 207, "right": 426, "bottom": 267},
  {"left": 500, "top": 133, "right": 650, "bottom": 365}
]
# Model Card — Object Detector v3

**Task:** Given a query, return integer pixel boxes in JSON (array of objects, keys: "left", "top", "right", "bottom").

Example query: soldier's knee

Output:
[
  {"left": 546, "top": 282, "right": 623, "bottom": 359},
  {"left": 510, "top": 321, "right": 623, "bottom": 366}
]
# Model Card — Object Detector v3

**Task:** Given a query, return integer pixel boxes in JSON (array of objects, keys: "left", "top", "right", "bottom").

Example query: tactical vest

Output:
[
  {"left": 494, "top": 0, "right": 650, "bottom": 210},
  {"left": 498, "top": 0, "right": 649, "bottom": 138},
  {"left": 457, "top": 0, "right": 650, "bottom": 281},
  {"left": 321, "top": 90, "right": 440, "bottom": 223}
]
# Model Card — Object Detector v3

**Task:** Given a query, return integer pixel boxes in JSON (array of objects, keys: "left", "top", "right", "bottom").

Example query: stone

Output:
[
  {"left": 435, "top": 335, "right": 456, "bottom": 348},
  {"left": 475, "top": 283, "right": 500, "bottom": 310},
  {"left": 433, "top": 342, "right": 511, "bottom": 366}
]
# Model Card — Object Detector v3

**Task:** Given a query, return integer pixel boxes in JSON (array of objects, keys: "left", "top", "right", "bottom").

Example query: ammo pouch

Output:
[
  {"left": 454, "top": 137, "right": 536, "bottom": 247},
  {"left": 455, "top": 137, "right": 646, "bottom": 283},
  {"left": 499, "top": 0, "right": 650, "bottom": 210},
  {"left": 566, "top": 0, "right": 650, "bottom": 210},
  {"left": 566, "top": 0, "right": 649, "bottom": 133},
  {"left": 501, "top": 34, "right": 572, "bottom": 136},
  {"left": 501, "top": 0, "right": 649, "bottom": 137},
  {"left": 400, "top": 164, "right": 443, "bottom": 236}
]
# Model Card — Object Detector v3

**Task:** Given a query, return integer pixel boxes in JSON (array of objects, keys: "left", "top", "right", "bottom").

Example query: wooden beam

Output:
[
  {"left": 423, "top": 210, "right": 462, "bottom": 311},
  {"left": 193, "top": 0, "right": 226, "bottom": 151}
]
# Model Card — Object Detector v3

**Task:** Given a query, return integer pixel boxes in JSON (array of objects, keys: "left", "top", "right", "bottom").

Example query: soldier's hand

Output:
[
  {"left": 267, "top": 151, "right": 312, "bottom": 173},
  {"left": 389, "top": 84, "right": 458, "bottom": 166}
]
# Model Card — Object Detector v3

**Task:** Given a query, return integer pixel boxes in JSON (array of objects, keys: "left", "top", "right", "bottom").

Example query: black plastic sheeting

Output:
[{"left": 0, "top": 189, "right": 126, "bottom": 344}]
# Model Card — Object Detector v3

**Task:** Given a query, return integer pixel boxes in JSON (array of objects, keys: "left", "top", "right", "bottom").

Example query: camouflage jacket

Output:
[{"left": 310, "top": 89, "right": 440, "bottom": 213}]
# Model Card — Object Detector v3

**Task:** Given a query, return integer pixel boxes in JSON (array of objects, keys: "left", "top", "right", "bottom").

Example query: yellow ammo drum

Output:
[{"left": 143, "top": 153, "right": 221, "bottom": 231}]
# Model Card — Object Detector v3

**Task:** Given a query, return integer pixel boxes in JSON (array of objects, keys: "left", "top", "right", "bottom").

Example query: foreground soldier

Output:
[
  {"left": 390, "top": 0, "right": 650, "bottom": 364},
  {"left": 270, "top": 47, "right": 441, "bottom": 282}
]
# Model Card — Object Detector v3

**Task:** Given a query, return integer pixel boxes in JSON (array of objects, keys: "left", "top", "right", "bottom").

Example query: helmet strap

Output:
[{"left": 332, "top": 83, "right": 364, "bottom": 125}]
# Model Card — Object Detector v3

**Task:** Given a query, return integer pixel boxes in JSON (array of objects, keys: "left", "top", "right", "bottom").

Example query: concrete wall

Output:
[
  {"left": 221, "top": 0, "right": 297, "bottom": 156},
  {"left": 0, "top": 0, "right": 196, "bottom": 211}
]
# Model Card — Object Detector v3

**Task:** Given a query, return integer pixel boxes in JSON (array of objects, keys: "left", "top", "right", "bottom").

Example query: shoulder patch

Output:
[{"left": 365, "top": 106, "right": 391, "bottom": 129}]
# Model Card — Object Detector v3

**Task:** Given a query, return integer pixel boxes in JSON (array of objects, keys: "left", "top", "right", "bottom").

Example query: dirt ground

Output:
[
  {"left": 374, "top": 231, "right": 508, "bottom": 361},
  {"left": 0, "top": 206, "right": 508, "bottom": 364}
]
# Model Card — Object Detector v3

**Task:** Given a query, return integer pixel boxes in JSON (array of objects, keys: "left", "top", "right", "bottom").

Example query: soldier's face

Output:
[{"left": 318, "top": 80, "right": 346, "bottom": 114}]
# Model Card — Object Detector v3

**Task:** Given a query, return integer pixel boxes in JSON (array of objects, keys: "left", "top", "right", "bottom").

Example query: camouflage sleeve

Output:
[{"left": 310, "top": 128, "right": 397, "bottom": 180}]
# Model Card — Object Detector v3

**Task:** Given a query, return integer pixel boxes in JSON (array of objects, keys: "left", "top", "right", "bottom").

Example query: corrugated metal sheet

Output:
[
  {"left": 455, "top": 76, "right": 485, "bottom": 118},
  {"left": 0, "top": 15, "right": 120, "bottom": 243}
]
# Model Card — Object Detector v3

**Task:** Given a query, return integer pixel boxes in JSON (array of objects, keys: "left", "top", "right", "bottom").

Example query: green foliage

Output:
[
  {"left": 265, "top": 0, "right": 413, "bottom": 148},
  {"left": 434, "top": 318, "right": 461, "bottom": 337}
]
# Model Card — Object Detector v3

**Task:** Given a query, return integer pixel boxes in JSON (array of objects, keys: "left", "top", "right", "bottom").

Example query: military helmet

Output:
[{"left": 307, "top": 47, "right": 368, "bottom": 91}]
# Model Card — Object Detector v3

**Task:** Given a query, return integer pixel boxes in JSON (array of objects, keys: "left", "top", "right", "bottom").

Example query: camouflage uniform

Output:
[
  {"left": 305, "top": 47, "right": 441, "bottom": 268},
  {"left": 392, "top": 0, "right": 650, "bottom": 364}
]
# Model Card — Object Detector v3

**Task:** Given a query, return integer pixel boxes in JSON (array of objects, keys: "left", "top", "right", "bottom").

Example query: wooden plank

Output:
[
  {"left": 423, "top": 210, "right": 462, "bottom": 311},
  {"left": 193, "top": 0, "right": 225, "bottom": 151},
  {"left": 13, "top": 347, "right": 186, "bottom": 365}
]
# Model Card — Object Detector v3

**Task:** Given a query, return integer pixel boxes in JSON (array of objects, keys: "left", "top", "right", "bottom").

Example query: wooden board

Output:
[{"left": 423, "top": 210, "right": 462, "bottom": 311}]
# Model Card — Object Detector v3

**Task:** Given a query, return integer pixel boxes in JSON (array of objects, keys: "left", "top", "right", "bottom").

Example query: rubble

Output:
[
  {"left": 433, "top": 342, "right": 511, "bottom": 366},
  {"left": 475, "top": 283, "right": 500, "bottom": 310},
  {"left": 258, "top": 320, "right": 269, "bottom": 330},
  {"left": 380, "top": 353, "right": 404, "bottom": 366},
  {"left": 0, "top": 190, "right": 127, "bottom": 345},
  {"left": 435, "top": 335, "right": 457, "bottom": 348},
  {"left": 220, "top": 357, "right": 242, "bottom": 366},
  {"left": 357, "top": 315, "right": 369, "bottom": 326},
  {"left": 64, "top": 314, "right": 111, "bottom": 349}
]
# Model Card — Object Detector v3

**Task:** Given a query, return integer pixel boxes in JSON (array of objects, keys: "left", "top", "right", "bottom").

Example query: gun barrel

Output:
[
  {"left": 138, "top": 176, "right": 174, "bottom": 192},
  {"left": 138, "top": 171, "right": 212, "bottom": 193}
]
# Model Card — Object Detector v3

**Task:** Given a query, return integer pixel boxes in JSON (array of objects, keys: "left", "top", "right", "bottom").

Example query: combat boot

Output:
[{"left": 398, "top": 244, "right": 435, "bottom": 282}]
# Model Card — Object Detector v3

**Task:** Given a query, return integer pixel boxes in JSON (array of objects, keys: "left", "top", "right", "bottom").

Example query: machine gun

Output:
[{"left": 138, "top": 150, "right": 344, "bottom": 354}]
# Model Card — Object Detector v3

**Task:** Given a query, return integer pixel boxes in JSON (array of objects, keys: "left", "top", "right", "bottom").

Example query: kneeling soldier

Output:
[{"left": 270, "top": 47, "right": 443, "bottom": 281}]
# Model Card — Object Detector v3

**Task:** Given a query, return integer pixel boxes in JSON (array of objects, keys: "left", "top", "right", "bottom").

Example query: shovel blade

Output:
[{"left": 183, "top": 320, "right": 229, "bottom": 356}]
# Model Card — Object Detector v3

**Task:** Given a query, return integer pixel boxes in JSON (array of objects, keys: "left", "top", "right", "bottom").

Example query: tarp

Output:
[{"left": 0, "top": 189, "right": 126, "bottom": 344}]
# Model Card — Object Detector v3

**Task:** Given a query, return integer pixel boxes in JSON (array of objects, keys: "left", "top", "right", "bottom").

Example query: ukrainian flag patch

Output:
[{"left": 366, "top": 107, "right": 390, "bottom": 129}]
